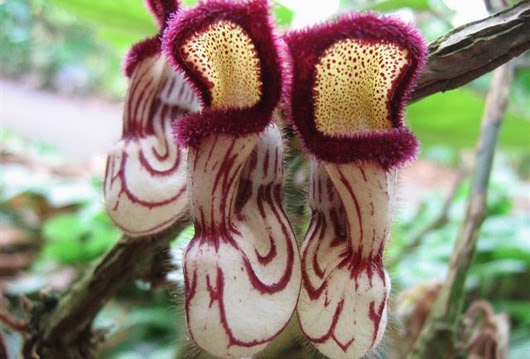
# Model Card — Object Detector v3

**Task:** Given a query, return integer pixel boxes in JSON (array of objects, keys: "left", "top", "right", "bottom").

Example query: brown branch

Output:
[
  {"left": 407, "top": 61, "right": 514, "bottom": 358},
  {"left": 411, "top": 0, "right": 530, "bottom": 102},
  {"left": 27, "top": 221, "right": 188, "bottom": 359}
]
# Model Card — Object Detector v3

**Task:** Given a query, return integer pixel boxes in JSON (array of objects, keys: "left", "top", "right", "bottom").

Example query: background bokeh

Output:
[{"left": 1, "top": 0, "right": 529, "bottom": 358}]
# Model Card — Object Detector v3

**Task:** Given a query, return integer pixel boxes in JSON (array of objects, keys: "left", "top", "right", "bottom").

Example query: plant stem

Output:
[
  {"left": 30, "top": 221, "right": 188, "bottom": 359},
  {"left": 407, "top": 62, "right": 514, "bottom": 359},
  {"left": 411, "top": 0, "right": 529, "bottom": 102}
]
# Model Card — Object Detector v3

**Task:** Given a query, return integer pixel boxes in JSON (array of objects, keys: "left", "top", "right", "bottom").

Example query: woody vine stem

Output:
[{"left": 408, "top": 61, "right": 515, "bottom": 359}]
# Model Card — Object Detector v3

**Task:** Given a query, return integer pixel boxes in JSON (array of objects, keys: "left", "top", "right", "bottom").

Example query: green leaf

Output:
[
  {"left": 363, "top": 0, "right": 430, "bottom": 12},
  {"left": 97, "top": 28, "right": 141, "bottom": 51},
  {"left": 50, "top": 0, "right": 157, "bottom": 42},
  {"left": 85, "top": 224, "right": 121, "bottom": 258},
  {"left": 41, "top": 210, "right": 120, "bottom": 264},
  {"left": 407, "top": 89, "right": 530, "bottom": 149},
  {"left": 493, "top": 301, "right": 530, "bottom": 323},
  {"left": 172, "top": 224, "right": 195, "bottom": 247},
  {"left": 181, "top": 0, "right": 198, "bottom": 7},
  {"left": 42, "top": 214, "right": 84, "bottom": 243},
  {"left": 273, "top": 1, "right": 295, "bottom": 27},
  {"left": 42, "top": 213, "right": 86, "bottom": 263},
  {"left": 469, "top": 259, "right": 528, "bottom": 278}
]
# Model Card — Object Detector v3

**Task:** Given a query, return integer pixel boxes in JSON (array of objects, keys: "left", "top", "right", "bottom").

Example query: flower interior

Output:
[
  {"left": 285, "top": 14, "right": 427, "bottom": 359},
  {"left": 104, "top": 0, "right": 201, "bottom": 236},
  {"left": 180, "top": 20, "right": 262, "bottom": 109},
  {"left": 285, "top": 13, "right": 426, "bottom": 168},
  {"left": 163, "top": 1, "right": 301, "bottom": 357},
  {"left": 313, "top": 40, "right": 409, "bottom": 134},
  {"left": 164, "top": 0, "right": 283, "bottom": 147}
]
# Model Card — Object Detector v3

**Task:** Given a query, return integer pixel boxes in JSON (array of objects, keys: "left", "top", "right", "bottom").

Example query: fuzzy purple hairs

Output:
[
  {"left": 163, "top": 0, "right": 285, "bottom": 147},
  {"left": 285, "top": 13, "right": 426, "bottom": 169}
]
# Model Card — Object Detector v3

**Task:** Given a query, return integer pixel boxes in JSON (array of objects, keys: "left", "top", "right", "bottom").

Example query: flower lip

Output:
[
  {"left": 284, "top": 13, "right": 427, "bottom": 169},
  {"left": 123, "top": 36, "right": 162, "bottom": 78},
  {"left": 163, "top": 0, "right": 284, "bottom": 147},
  {"left": 123, "top": 1, "right": 181, "bottom": 78},
  {"left": 145, "top": 0, "right": 180, "bottom": 28}
]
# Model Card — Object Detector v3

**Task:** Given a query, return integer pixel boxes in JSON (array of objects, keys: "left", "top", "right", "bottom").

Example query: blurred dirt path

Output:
[{"left": 1, "top": 78, "right": 122, "bottom": 161}]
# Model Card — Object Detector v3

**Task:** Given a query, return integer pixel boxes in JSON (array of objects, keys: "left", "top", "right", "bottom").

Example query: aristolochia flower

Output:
[
  {"left": 104, "top": 0, "right": 200, "bottom": 236},
  {"left": 163, "top": 0, "right": 301, "bottom": 357},
  {"left": 284, "top": 14, "right": 427, "bottom": 359}
]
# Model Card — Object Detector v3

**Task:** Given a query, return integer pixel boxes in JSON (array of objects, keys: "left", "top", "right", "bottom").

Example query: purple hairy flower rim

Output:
[
  {"left": 284, "top": 13, "right": 427, "bottom": 169},
  {"left": 123, "top": 37, "right": 161, "bottom": 78},
  {"left": 104, "top": 0, "right": 201, "bottom": 236},
  {"left": 124, "top": 1, "right": 180, "bottom": 77},
  {"left": 145, "top": 0, "right": 180, "bottom": 28},
  {"left": 162, "top": 0, "right": 284, "bottom": 147}
]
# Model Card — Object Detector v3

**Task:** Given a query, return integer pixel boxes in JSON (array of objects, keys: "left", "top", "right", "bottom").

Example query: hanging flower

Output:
[
  {"left": 163, "top": 0, "right": 301, "bottom": 357},
  {"left": 284, "top": 14, "right": 427, "bottom": 359},
  {"left": 104, "top": 0, "right": 200, "bottom": 236}
]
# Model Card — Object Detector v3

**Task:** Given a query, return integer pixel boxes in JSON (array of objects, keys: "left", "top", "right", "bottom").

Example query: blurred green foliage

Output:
[
  {"left": 0, "top": 0, "right": 126, "bottom": 97},
  {"left": 388, "top": 156, "right": 530, "bottom": 356},
  {"left": 364, "top": 0, "right": 430, "bottom": 11},
  {"left": 341, "top": 0, "right": 430, "bottom": 12},
  {"left": 95, "top": 293, "right": 181, "bottom": 359},
  {"left": 41, "top": 209, "right": 120, "bottom": 264},
  {"left": 49, "top": 0, "right": 157, "bottom": 51},
  {"left": 408, "top": 89, "right": 530, "bottom": 149},
  {"left": 1, "top": 131, "right": 122, "bottom": 266}
]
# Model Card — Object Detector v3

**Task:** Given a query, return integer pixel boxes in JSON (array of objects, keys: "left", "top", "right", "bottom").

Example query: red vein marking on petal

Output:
[
  {"left": 138, "top": 144, "right": 181, "bottom": 176},
  {"left": 240, "top": 185, "right": 294, "bottom": 294},
  {"left": 303, "top": 298, "right": 355, "bottom": 352},
  {"left": 255, "top": 234, "right": 277, "bottom": 265},
  {"left": 113, "top": 152, "right": 186, "bottom": 207},
  {"left": 262, "top": 149, "right": 269, "bottom": 176},
  {"left": 337, "top": 166, "right": 364, "bottom": 248},
  {"left": 368, "top": 293, "right": 387, "bottom": 346}
]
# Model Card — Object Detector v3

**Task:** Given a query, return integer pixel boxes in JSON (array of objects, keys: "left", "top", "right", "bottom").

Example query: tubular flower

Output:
[
  {"left": 163, "top": 0, "right": 301, "bottom": 357},
  {"left": 104, "top": 0, "right": 200, "bottom": 236},
  {"left": 284, "top": 14, "right": 427, "bottom": 359}
]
